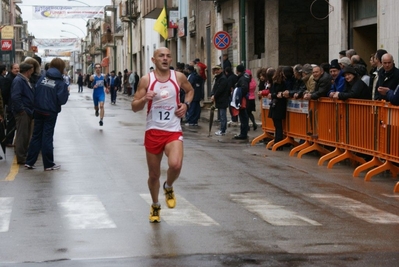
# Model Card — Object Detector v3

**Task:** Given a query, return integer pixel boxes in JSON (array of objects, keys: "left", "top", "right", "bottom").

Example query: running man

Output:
[
  {"left": 90, "top": 63, "right": 108, "bottom": 126},
  {"left": 131, "top": 47, "right": 194, "bottom": 223}
]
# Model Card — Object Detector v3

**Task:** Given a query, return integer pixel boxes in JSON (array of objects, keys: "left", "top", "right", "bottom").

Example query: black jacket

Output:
[
  {"left": 374, "top": 66, "right": 399, "bottom": 100},
  {"left": 310, "top": 71, "right": 332, "bottom": 100},
  {"left": 339, "top": 76, "right": 371, "bottom": 100},
  {"left": 211, "top": 73, "right": 229, "bottom": 108},
  {"left": 268, "top": 82, "right": 287, "bottom": 120},
  {"left": 188, "top": 71, "right": 203, "bottom": 102}
]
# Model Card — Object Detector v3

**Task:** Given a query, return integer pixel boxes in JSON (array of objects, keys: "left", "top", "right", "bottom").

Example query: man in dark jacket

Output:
[
  {"left": 2, "top": 63, "right": 19, "bottom": 146},
  {"left": 25, "top": 58, "right": 69, "bottom": 171},
  {"left": 373, "top": 53, "right": 399, "bottom": 100},
  {"left": 11, "top": 63, "right": 35, "bottom": 164},
  {"left": 107, "top": 70, "right": 121, "bottom": 104},
  {"left": 210, "top": 65, "right": 229, "bottom": 135},
  {"left": 304, "top": 65, "right": 332, "bottom": 100},
  {"left": 233, "top": 64, "right": 250, "bottom": 140},
  {"left": 184, "top": 65, "right": 203, "bottom": 126}
]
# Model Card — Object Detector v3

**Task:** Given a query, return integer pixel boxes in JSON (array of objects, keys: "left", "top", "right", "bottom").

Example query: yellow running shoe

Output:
[
  {"left": 163, "top": 182, "right": 176, "bottom": 208},
  {"left": 149, "top": 204, "right": 161, "bottom": 223}
]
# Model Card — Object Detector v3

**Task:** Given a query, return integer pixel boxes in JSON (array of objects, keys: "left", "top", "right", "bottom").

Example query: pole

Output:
[
  {"left": 164, "top": 0, "right": 168, "bottom": 48},
  {"left": 113, "top": 0, "right": 117, "bottom": 72},
  {"left": 239, "top": 0, "right": 246, "bottom": 67}
]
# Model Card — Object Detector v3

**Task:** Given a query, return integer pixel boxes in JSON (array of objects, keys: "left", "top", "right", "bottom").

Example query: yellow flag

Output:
[{"left": 153, "top": 7, "right": 168, "bottom": 39}]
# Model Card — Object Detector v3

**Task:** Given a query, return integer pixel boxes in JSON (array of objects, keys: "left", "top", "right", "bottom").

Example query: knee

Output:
[{"left": 169, "top": 160, "right": 182, "bottom": 173}]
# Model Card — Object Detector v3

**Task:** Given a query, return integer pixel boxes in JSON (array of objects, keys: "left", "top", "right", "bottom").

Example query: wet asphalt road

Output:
[{"left": 1, "top": 84, "right": 399, "bottom": 266}]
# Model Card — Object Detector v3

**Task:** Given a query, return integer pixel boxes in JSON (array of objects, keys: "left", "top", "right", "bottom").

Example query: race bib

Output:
[{"left": 152, "top": 105, "right": 175, "bottom": 122}]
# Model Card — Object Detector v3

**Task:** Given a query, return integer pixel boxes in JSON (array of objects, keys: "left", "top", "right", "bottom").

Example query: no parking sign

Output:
[{"left": 213, "top": 31, "right": 231, "bottom": 50}]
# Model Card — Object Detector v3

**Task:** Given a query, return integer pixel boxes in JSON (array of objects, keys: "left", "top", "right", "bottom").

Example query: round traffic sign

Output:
[{"left": 213, "top": 31, "right": 231, "bottom": 50}]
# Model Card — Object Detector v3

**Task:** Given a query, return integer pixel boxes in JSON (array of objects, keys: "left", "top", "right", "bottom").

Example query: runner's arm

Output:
[{"left": 131, "top": 75, "right": 150, "bottom": 112}]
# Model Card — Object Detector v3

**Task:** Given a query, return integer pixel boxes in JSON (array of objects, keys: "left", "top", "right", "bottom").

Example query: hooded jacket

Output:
[{"left": 34, "top": 67, "right": 69, "bottom": 115}]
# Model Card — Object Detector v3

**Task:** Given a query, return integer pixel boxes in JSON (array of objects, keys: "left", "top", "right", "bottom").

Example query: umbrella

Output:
[
  {"left": 0, "top": 121, "right": 6, "bottom": 158},
  {"left": 208, "top": 105, "right": 216, "bottom": 137},
  {"left": 0, "top": 124, "right": 15, "bottom": 159}
]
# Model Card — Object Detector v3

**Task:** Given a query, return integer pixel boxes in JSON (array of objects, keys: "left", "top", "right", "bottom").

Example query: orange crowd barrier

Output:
[{"left": 251, "top": 97, "right": 399, "bottom": 193}]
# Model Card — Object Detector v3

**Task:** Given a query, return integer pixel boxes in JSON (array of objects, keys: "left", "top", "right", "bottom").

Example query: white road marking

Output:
[
  {"left": 140, "top": 193, "right": 219, "bottom": 226},
  {"left": 307, "top": 193, "right": 399, "bottom": 224},
  {"left": 230, "top": 193, "right": 321, "bottom": 226},
  {"left": 58, "top": 195, "right": 116, "bottom": 229},
  {"left": 0, "top": 197, "right": 13, "bottom": 232}
]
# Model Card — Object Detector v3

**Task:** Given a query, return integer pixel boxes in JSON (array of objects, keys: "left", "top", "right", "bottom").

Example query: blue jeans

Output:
[
  {"left": 238, "top": 108, "right": 249, "bottom": 137},
  {"left": 110, "top": 86, "right": 117, "bottom": 102},
  {"left": 26, "top": 112, "right": 58, "bottom": 169},
  {"left": 219, "top": 108, "right": 227, "bottom": 133},
  {"left": 186, "top": 101, "right": 201, "bottom": 124}
]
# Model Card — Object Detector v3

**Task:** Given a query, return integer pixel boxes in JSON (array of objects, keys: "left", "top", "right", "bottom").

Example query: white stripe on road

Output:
[
  {"left": 58, "top": 195, "right": 116, "bottom": 229},
  {"left": 0, "top": 197, "right": 13, "bottom": 232},
  {"left": 140, "top": 193, "right": 219, "bottom": 226},
  {"left": 230, "top": 193, "right": 321, "bottom": 226},
  {"left": 307, "top": 193, "right": 399, "bottom": 224}
]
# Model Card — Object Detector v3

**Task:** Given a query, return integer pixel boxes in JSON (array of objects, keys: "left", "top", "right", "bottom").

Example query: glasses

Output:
[{"left": 95, "top": 67, "right": 101, "bottom": 69}]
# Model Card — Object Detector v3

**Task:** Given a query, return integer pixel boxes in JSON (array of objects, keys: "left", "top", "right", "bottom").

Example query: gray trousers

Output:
[{"left": 14, "top": 112, "right": 33, "bottom": 164}]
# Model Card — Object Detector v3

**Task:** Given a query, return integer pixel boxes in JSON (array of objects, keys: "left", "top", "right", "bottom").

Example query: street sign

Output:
[
  {"left": 1, "top": 26, "right": 14, "bottom": 39},
  {"left": 213, "top": 31, "right": 231, "bottom": 50},
  {"left": 1, "top": 40, "right": 12, "bottom": 51}
]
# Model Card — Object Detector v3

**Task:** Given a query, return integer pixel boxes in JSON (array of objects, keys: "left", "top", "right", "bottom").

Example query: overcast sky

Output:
[{"left": 20, "top": 0, "right": 111, "bottom": 39}]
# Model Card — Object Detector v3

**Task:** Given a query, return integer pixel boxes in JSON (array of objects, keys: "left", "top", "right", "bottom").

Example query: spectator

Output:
[
  {"left": 353, "top": 64, "right": 370, "bottom": 86},
  {"left": 225, "top": 66, "right": 239, "bottom": 127},
  {"left": 304, "top": 65, "right": 332, "bottom": 100},
  {"left": 22, "top": 57, "right": 41, "bottom": 85},
  {"left": 232, "top": 64, "right": 250, "bottom": 140},
  {"left": 332, "top": 66, "right": 371, "bottom": 100},
  {"left": 245, "top": 70, "right": 258, "bottom": 131},
  {"left": 24, "top": 57, "right": 69, "bottom": 171},
  {"left": 77, "top": 73, "right": 84, "bottom": 93},
  {"left": 299, "top": 64, "right": 315, "bottom": 93},
  {"left": 346, "top": 49, "right": 356, "bottom": 59},
  {"left": 328, "top": 59, "right": 345, "bottom": 97},
  {"left": 194, "top": 58, "right": 207, "bottom": 81},
  {"left": 339, "top": 50, "right": 347, "bottom": 59},
  {"left": 185, "top": 65, "right": 203, "bottom": 126},
  {"left": 268, "top": 66, "right": 288, "bottom": 150},
  {"left": 3, "top": 63, "right": 19, "bottom": 147},
  {"left": 117, "top": 71, "right": 123, "bottom": 92},
  {"left": 128, "top": 71, "right": 135, "bottom": 96},
  {"left": 338, "top": 57, "right": 351, "bottom": 69},
  {"left": 11, "top": 63, "right": 35, "bottom": 164},
  {"left": 370, "top": 49, "right": 387, "bottom": 99},
  {"left": 373, "top": 53, "right": 399, "bottom": 100},
  {"left": 284, "top": 64, "right": 306, "bottom": 99},
  {"left": 379, "top": 84, "right": 399, "bottom": 105},
  {"left": 211, "top": 65, "right": 229, "bottom": 135},
  {"left": 107, "top": 70, "right": 121, "bottom": 104},
  {"left": 221, "top": 54, "right": 232, "bottom": 70},
  {"left": 123, "top": 69, "right": 129, "bottom": 94}
]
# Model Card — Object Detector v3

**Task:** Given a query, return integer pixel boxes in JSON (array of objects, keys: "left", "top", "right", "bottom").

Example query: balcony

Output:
[
  {"left": 142, "top": 0, "right": 176, "bottom": 19},
  {"left": 101, "top": 32, "right": 113, "bottom": 44},
  {"left": 119, "top": 0, "right": 140, "bottom": 22},
  {"left": 89, "top": 46, "right": 101, "bottom": 55}
]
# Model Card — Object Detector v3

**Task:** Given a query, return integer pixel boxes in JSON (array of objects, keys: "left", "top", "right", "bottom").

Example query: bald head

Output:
[
  {"left": 152, "top": 47, "right": 172, "bottom": 72},
  {"left": 382, "top": 53, "right": 394, "bottom": 72}
]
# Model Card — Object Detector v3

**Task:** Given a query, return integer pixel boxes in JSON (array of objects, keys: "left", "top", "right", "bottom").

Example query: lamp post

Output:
[
  {"left": 61, "top": 30, "right": 80, "bottom": 38},
  {"left": 67, "top": 0, "right": 90, "bottom": 6},
  {"left": 62, "top": 22, "right": 86, "bottom": 36}
]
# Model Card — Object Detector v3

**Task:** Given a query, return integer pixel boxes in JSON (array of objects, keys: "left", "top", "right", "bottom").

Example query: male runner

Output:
[{"left": 90, "top": 63, "right": 108, "bottom": 126}]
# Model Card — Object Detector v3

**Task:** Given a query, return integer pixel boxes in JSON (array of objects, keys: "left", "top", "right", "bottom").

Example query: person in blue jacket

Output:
[
  {"left": 25, "top": 58, "right": 69, "bottom": 171},
  {"left": 378, "top": 84, "right": 399, "bottom": 105}
]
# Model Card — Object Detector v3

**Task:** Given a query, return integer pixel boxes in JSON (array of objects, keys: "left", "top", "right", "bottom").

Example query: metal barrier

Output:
[{"left": 252, "top": 97, "right": 399, "bottom": 192}]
